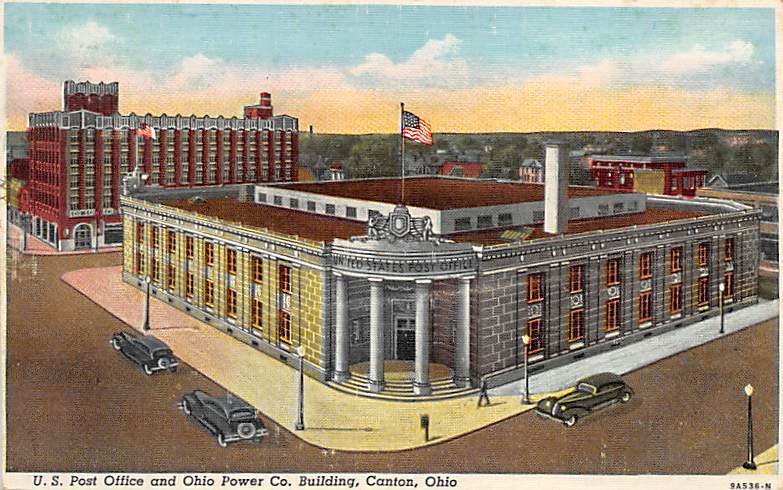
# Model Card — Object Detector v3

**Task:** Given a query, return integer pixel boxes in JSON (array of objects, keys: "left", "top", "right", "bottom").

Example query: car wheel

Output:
[
  {"left": 111, "top": 339, "right": 121, "bottom": 351},
  {"left": 238, "top": 422, "right": 256, "bottom": 439},
  {"left": 217, "top": 433, "right": 227, "bottom": 448},
  {"left": 143, "top": 363, "right": 154, "bottom": 376},
  {"left": 564, "top": 415, "right": 578, "bottom": 427},
  {"left": 182, "top": 399, "right": 192, "bottom": 415},
  {"left": 158, "top": 358, "right": 171, "bottom": 370},
  {"left": 621, "top": 391, "right": 632, "bottom": 403}
]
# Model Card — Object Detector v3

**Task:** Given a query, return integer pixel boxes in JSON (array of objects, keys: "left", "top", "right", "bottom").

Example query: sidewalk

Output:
[
  {"left": 491, "top": 298, "right": 780, "bottom": 396},
  {"left": 729, "top": 445, "right": 778, "bottom": 475},
  {"left": 6, "top": 223, "right": 121, "bottom": 256},
  {"left": 62, "top": 266, "right": 533, "bottom": 452}
]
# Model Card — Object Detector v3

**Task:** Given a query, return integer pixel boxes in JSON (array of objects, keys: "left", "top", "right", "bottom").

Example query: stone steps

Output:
[{"left": 328, "top": 373, "right": 477, "bottom": 402}]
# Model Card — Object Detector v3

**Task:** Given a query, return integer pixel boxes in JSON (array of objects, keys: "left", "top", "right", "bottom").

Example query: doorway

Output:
[
  {"left": 74, "top": 224, "right": 92, "bottom": 249},
  {"left": 395, "top": 316, "right": 415, "bottom": 361}
]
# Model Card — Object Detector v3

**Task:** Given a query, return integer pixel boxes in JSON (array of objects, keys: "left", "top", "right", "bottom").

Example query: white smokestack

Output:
[{"left": 544, "top": 142, "right": 568, "bottom": 235}]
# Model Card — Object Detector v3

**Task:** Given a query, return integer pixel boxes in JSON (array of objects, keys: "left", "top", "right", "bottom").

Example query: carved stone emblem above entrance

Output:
[
  {"left": 607, "top": 286, "right": 621, "bottom": 299},
  {"left": 570, "top": 294, "right": 584, "bottom": 308},
  {"left": 640, "top": 279, "right": 652, "bottom": 291},
  {"left": 362, "top": 205, "right": 441, "bottom": 243}
]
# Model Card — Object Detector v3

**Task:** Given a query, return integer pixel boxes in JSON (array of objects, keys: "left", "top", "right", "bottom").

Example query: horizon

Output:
[{"left": 5, "top": 4, "right": 775, "bottom": 133}]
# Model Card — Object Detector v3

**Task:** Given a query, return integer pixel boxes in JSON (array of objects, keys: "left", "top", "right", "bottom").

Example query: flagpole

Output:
[{"left": 400, "top": 102, "right": 405, "bottom": 204}]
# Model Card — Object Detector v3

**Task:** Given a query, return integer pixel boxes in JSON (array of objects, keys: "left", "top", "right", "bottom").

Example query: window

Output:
[
  {"left": 135, "top": 252, "right": 143, "bottom": 274},
  {"left": 205, "top": 242, "right": 214, "bottom": 266},
  {"left": 639, "top": 252, "right": 653, "bottom": 279},
  {"left": 669, "top": 284, "right": 683, "bottom": 313},
  {"left": 204, "top": 279, "right": 214, "bottom": 307},
  {"left": 454, "top": 217, "right": 472, "bottom": 231},
  {"left": 226, "top": 249, "right": 237, "bottom": 275},
  {"left": 307, "top": 201, "right": 316, "bottom": 212},
  {"left": 166, "top": 264, "right": 175, "bottom": 291},
  {"left": 477, "top": 215, "right": 493, "bottom": 229},
  {"left": 257, "top": 193, "right": 267, "bottom": 203},
  {"left": 279, "top": 264, "right": 291, "bottom": 293},
  {"left": 670, "top": 247, "right": 682, "bottom": 273},
  {"left": 151, "top": 226, "right": 159, "bottom": 249},
  {"left": 526, "top": 318, "right": 543, "bottom": 354},
  {"left": 639, "top": 291, "right": 652, "bottom": 322},
  {"left": 606, "top": 258, "right": 620, "bottom": 286},
  {"left": 252, "top": 256, "right": 263, "bottom": 283},
  {"left": 697, "top": 242, "right": 709, "bottom": 267},
  {"left": 698, "top": 276, "right": 709, "bottom": 306},
  {"left": 186, "top": 272, "right": 194, "bottom": 299},
  {"left": 251, "top": 299, "right": 262, "bottom": 329},
  {"left": 346, "top": 206, "right": 357, "bottom": 218},
  {"left": 151, "top": 257, "right": 159, "bottom": 283},
  {"left": 527, "top": 273, "right": 543, "bottom": 303},
  {"left": 498, "top": 213, "right": 513, "bottom": 227},
  {"left": 725, "top": 238, "right": 734, "bottom": 262},
  {"left": 598, "top": 204, "right": 609, "bottom": 216},
  {"left": 186, "top": 236, "right": 194, "bottom": 259},
  {"left": 724, "top": 271, "right": 734, "bottom": 297},
  {"left": 167, "top": 230, "right": 176, "bottom": 254},
  {"left": 568, "top": 309, "right": 584, "bottom": 342},
  {"left": 325, "top": 203, "right": 336, "bottom": 215},
  {"left": 569, "top": 207, "right": 580, "bottom": 219},
  {"left": 273, "top": 195, "right": 283, "bottom": 205},
  {"left": 278, "top": 310, "right": 291, "bottom": 342},
  {"left": 135, "top": 222, "right": 144, "bottom": 244},
  {"left": 613, "top": 202, "right": 625, "bottom": 213},
  {"left": 568, "top": 265, "right": 583, "bottom": 293},
  {"left": 605, "top": 299, "right": 620, "bottom": 331},
  {"left": 532, "top": 210, "right": 545, "bottom": 222},
  {"left": 289, "top": 198, "right": 299, "bottom": 209},
  {"left": 226, "top": 289, "right": 237, "bottom": 318}
]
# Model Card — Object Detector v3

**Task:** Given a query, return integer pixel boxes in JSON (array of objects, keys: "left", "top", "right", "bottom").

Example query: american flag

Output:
[
  {"left": 402, "top": 110, "right": 433, "bottom": 146},
  {"left": 138, "top": 123, "right": 157, "bottom": 140}
]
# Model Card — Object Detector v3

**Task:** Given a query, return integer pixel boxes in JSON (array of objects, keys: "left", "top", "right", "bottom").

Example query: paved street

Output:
[{"left": 5, "top": 250, "right": 779, "bottom": 474}]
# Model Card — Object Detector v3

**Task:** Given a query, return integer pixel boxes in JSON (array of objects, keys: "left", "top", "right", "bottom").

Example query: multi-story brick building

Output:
[
  {"left": 119, "top": 143, "right": 760, "bottom": 400},
  {"left": 589, "top": 154, "right": 707, "bottom": 197},
  {"left": 22, "top": 80, "right": 299, "bottom": 251}
]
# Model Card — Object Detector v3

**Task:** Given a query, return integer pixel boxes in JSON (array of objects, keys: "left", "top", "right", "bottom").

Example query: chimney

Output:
[{"left": 544, "top": 142, "right": 568, "bottom": 235}]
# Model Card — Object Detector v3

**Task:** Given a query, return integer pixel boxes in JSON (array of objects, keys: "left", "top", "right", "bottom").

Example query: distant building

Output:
[
  {"left": 439, "top": 161, "right": 482, "bottom": 179},
  {"left": 6, "top": 131, "right": 28, "bottom": 161},
  {"left": 21, "top": 80, "right": 299, "bottom": 252},
  {"left": 329, "top": 161, "right": 345, "bottom": 181},
  {"left": 519, "top": 158, "right": 544, "bottom": 183},
  {"left": 589, "top": 155, "right": 707, "bottom": 197},
  {"left": 707, "top": 174, "right": 764, "bottom": 188}
]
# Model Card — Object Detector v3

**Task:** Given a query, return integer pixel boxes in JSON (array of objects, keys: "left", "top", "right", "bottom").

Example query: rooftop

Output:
[
  {"left": 590, "top": 155, "right": 688, "bottom": 164},
  {"left": 271, "top": 177, "right": 612, "bottom": 210},
  {"left": 161, "top": 197, "right": 707, "bottom": 246}
]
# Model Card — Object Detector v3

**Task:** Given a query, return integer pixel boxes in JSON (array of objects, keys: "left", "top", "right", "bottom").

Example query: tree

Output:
[
  {"left": 454, "top": 136, "right": 481, "bottom": 153},
  {"left": 631, "top": 134, "right": 653, "bottom": 154},
  {"left": 345, "top": 135, "right": 398, "bottom": 179}
]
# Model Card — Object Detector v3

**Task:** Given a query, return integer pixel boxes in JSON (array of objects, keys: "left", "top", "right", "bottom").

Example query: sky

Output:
[{"left": 4, "top": 4, "right": 776, "bottom": 133}]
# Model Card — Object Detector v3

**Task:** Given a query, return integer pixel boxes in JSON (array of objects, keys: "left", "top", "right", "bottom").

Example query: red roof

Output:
[{"left": 273, "top": 177, "right": 612, "bottom": 210}]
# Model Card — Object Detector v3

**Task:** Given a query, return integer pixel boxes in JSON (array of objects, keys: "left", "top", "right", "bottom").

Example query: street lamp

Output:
[
  {"left": 142, "top": 276, "right": 151, "bottom": 332},
  {"left": 742, "top": 384, "right": 757, "bottom": 470},
  {"left": 295, "top": 345, "right": 305, "bottom": 431},
  {"left": 521, "top": 334, "right": 531, "bottom": 404},
  {"left": 719, "top": 282, "right": 726, "bottom": 334}
]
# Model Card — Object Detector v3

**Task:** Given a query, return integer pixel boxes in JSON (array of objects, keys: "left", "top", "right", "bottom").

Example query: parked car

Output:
[
  {"left": 535, "top": 372, "right": 633, "bottom": 427},
  {"left": 179, "top": 390, "right": 268, "bottom": 447},
  {"left": 110, "top": 331, "right": 178, "bottom": 375}
]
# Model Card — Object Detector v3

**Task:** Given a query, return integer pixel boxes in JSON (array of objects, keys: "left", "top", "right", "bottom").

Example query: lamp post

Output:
[
  {"left": 143, "top": 276, "right": 151, "bottom": 332},
  {"left": 521, "top": 334, "right": 531, "bottom": 404},
  {"left": 742, "top": 384, "right": 756, "bottom": 470},
  {"left": 295, "top": 345, "right": 305, "bottom": 431},
  {"left": 719, "top": 282, "right": 725, "bottom": 334}
]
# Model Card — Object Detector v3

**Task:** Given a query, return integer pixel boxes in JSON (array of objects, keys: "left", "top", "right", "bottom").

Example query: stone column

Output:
[
  {"left": 454, "top": 277, "right": 472, "bottom": 387},
  {"left": 333, "top": 273, "right": 350, "bottom": 383},
  {"left": 414, "top": 280, "right": 432, "bottom": 395},
  {"left": 368, "top": 278, "right": 385, "bottom": 392}
]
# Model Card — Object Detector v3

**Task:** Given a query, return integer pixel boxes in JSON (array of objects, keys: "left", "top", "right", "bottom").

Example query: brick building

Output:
[
  {"left": 20, "top": 80, "right": 299, "bottom": 251},
  {"left": 119, "top": 143, "right": 760, "bottom": 399},
  {"left": 589, "top": 154, "right": 707, "bottom": 197}
]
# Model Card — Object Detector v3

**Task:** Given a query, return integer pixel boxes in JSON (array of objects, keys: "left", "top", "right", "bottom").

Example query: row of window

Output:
[{"left": 525, "top": 271, "right": 734, "bottom": 354}]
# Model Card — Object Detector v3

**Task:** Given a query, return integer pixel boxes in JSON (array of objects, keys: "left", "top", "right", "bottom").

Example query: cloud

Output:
[
  {"left": 349, "top": 34, "right": 468, "bottom": 87},
  {"left": 58, "top": 21, "right": 117, "bottom": 69},
  {"left": 660, "top": 40, "right": 755, "bottom": 74}
]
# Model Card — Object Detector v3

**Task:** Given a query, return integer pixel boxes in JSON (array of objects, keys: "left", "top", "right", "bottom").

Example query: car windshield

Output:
[
  {"left": 230, "top": 409, "right": 255, "bottom": 420},
  {"left": 576, "top": 383, "right": 596, "bottom": 394}
]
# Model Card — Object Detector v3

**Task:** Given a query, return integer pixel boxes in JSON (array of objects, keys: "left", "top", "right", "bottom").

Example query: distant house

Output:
[
  {"left": 707, "top": 173, "right": 765, "bottom": 189},
  {"left": 438, "top": 161, "right": 483, "bottom": 178},
  {"left": 588, "top": 154, "right": 706, "bottom": 197},
  {"left": 519, "top": 158, "right": 544, "bottom": 183},
  {"left": 329, "top": 161, "right": 345, "bottom": 181}
]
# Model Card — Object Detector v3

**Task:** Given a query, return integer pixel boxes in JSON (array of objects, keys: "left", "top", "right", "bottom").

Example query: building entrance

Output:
[
  {"left": 395, "top": 317, "right": 415, "bottom": 361},
  {"left": 74, "top": 224, "right": 92, "bottom": 249}
]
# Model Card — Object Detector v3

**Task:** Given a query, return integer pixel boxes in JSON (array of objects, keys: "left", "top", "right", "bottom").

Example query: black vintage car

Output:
[
  {"left": 110, "top": 331, "right": 178, "bottom": 375},
  {"left": 535, "top": 372, "right": 633, "bottom": 427},
  {"left": 180, "top": 390, "right": 268, "bottom": 447}
]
